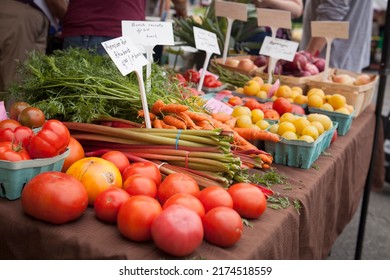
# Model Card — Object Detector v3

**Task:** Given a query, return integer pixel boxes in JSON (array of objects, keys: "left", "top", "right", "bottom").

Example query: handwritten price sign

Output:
[
  {"left": 102, "top": 36, "right": 151, "bottom": 127},
  {"left": 121, "top": 21, "right": 174, "bottom": 46},
  {"left": 260, "top": 36, "right": 298, "bottom": 62},
  {"left": 102, "top": 36, "right": 148, "bottom": 76},
  {"left": 193, "top": 27, "right": 221, "bottom": 55}
]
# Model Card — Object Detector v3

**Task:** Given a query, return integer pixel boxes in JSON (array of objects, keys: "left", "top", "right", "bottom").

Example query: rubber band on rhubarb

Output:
[{"left": 175, "top": 130, "right": 183, "bottom": 149}]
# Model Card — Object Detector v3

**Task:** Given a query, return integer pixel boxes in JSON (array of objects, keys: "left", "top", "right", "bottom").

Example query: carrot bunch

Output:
[{"left": 137, "top": 100, "right": 275, "bottom": 168}]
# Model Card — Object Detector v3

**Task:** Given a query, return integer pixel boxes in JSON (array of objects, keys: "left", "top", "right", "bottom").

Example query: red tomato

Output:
[
  {"left": 0, "top": 141, "right": 31, "bottom": 161},
  {"left": 17, "top": 106, "right": 46, "bottom": 128},
  {"left": 101, "top": 150, "right": 130, "bottom": 174},
  {"left": 163, "top": 193, "right": 205, "bottom": 218},
  {"left": 175, "top": 73, "right": 187, "bottom": 86},
  {"left": 123, "top": 174, "right": 157, "bottom": 198},
  {"left": 66, "top": 157, "right": 122, "bottom": 205},
  {"left": 0, "top": 128, "right": 14, "bottom": 142},
  {"left": 151, "top": 204, "right": 204, "bottom": 257},
  {"left": 21, "top": 171, "right": 88, "bottom": 224},
  {"left": 272, "top": 97, "right": 292, "bottom": 116},
  {"left": 228, "top": 96, "right": 243, "bottom": 106},
  {"left": 244, "top": 99, "right": 264, "bottom": 111},
  {"left": 183, "top": 69, "right": 200, "bottom": 83},
  {"left": 9, "top": 101, "right": 30, "bottom": 121},
  {"left": 196, "top": 185, "right": 233, "bottom": 213},
  {"left": 0, "top": 126, "right": 33, "bottom": 149},
  {"left": 203, "top": 206, "right": 243, "bottom": 247},
  {"left": 263, "top": 109, "right": 280, "bottom": 120},
  {"left": 0, "top": 119, "right": 21, "bottom": 130},
  {"left": 227, "top": 183, "right": 267, "bottom": 219},
  {"left": 61, "top": 136, "right": 85, "bottom": 172},
  {"left": 117, "top": 195, "right": 162, "bottom": 242},
  {"left": 204, "top": 75, "right": 219, "bottom": 88},
  {"left": 122, "top": 161, "right": 162, "bottom": 187},
  {"left": 157, "top": 173, "right": 200, "bottom": 205},
  {"left": 28, "top": 119, "right": 70, "bottom": 159},
  {"left": 94, "top": 187, "right": 130, "bottom": 223}
]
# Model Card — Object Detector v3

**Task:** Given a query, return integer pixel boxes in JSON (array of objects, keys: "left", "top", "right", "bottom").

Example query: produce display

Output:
[{"left": 0, "top": 36, "right": 377, "bottom": 258}]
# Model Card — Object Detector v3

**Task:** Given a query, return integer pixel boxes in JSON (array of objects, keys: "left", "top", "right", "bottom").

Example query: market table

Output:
[{"left": 0, "top": 105, "right": 380, "bottom": 260}]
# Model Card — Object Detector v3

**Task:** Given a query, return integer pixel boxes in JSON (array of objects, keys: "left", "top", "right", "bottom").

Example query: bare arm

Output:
[
  {"left": 253, "top": 0, "right": 303, "bottom": 19},
  {"left": 305, "top": 37, "right": 327, "bottom": 56}
]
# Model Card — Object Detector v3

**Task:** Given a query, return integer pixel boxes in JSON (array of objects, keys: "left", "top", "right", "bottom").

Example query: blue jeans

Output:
[{"left": 63, "top": 35, "right": 114, "bottom": 55}]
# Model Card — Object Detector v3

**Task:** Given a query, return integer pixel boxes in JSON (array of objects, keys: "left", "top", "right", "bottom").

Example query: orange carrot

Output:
[
  {"left": 259, "top": 153, "right": 273, "bottom": 165},
  {"left": 163, "top": 115, "right": 187, "bottom": 129},
  {"left": 233, "top": 127, "right": 280, "bottom": 142},
  {"left": 182, "top": 110, "right": 210, "bottom": 122},
  {"left": 138, "top": 110, "right": 156, "bottom": 121},
  {"left": 224, "top": 117, "right": 238, "bottom": 128},
  {"left": 151, "top": 99, "right": 165, "bottom": 115},
  {"left": 160, "top": 103, "right": 189, "bottom": 114},
  {"left": 211, "top": 112, "right": 233, "bottom": 123},
  {"left": 160, "top": 120, "right": 177, "bottom": 129},
  {"left": 152, "top": 118, "right": 163, "bottom": 128},
  {"left": 177, "top": 111, "right": 198, "bottom": 129},
  {"left": 196, "top": 120, "right": 214, "bottom": 130},
  {"left": 262, "top": 163, "right": 270, "bottom": 169},
  {"left": 206, "top": 117, "right": 259, "bottom": 151}
]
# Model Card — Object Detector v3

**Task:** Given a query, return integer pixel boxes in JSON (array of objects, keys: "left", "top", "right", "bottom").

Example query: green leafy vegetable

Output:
[{"left": 9, "top": 48, "right": 204, "bottom": 123}]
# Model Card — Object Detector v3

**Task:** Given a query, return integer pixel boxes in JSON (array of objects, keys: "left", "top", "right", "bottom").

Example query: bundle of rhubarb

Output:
[{"left": 63, "top": 118, "right": 273, "bottom": 188}]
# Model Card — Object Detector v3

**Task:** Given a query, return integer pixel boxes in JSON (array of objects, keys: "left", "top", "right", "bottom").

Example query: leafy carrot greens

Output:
[{"left": 9, "top": 48, "right": 204, "bottom": 123}]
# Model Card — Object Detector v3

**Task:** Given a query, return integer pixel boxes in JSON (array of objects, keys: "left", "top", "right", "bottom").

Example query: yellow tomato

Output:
[
  {"left": 66, "top": 157, "right": 122, "bottom": 205},
  {"left": 243, "top": 80, "right": 261, "bottom": 96}
]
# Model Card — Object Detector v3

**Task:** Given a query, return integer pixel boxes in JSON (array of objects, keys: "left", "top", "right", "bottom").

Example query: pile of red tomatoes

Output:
[{"left": 20, "top": 150, "right": 268, "bottom": 257}]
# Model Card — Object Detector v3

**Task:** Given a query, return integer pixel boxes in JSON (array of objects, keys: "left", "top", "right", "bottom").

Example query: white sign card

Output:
[
  {"left": 260, "top": 36, "right": 299, "bottom": 62},
  {"left": 101, "top": 36, "right": 151, "bottom": 128},
  {"left": 193, "top": 27, "right": 221, "bottom": 91},
  {"left": 310, "top": 21, "right": 349, "bottom": 81},
  {"left": 121, "top": 21, "right": 175, "bottom": 46},
  {"left": 102, "top": 36, "right": 148, "bottom": 76},
  {"left": 121, "top": 21, "right": 175, "bottom": 82},
  {"left": 193, "top": 27, "right": 221, "bottom": 55},
  {"left": 215, "top": 0, "right": 248, "bottom": 63}
]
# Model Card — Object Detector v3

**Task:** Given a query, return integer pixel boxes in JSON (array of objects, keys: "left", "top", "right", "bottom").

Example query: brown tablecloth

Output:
[{"left": 0, "top": 105, "right": 381, "bottom": 260}]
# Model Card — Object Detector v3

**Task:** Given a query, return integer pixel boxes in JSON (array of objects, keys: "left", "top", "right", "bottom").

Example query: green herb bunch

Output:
[{"left": 9, "top": 48, "right": 202, "bottom": 123}]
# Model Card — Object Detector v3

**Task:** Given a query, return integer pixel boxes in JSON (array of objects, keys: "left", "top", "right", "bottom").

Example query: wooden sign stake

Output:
[
  {"left": 215, "top": 0, "right": 247, "bottom": 64},
  {"left": 197, "top": 51, "right": 213, "bottom": 92},
  {"left": 134, "top": 67, "right": 152, "bottom": 128},
  {"left": 256, "top": 8, "right": 292, "bottom": 84},
  {"left": 311, "top": 21, "right": 349, "bottom": 81}
]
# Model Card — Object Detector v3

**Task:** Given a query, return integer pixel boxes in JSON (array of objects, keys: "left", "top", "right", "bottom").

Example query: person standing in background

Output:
[
  {"left": 0, "top": 0, "right": 67, "bottom": 109},
  {"left": 300, "top": 0, "right": 374, "bottom": 72},
  {"left": 61, "top": 0, "right": 146, "bottom": 55}
]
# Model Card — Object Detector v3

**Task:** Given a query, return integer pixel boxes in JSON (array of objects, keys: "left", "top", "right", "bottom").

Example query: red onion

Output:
[
  {"left": 291, "top": 53, "right": 308, "bottom": 71},
  {"left": 304, "top": 63, "right": 320, "bottom": 75},
  {"left": 313, "top": 58, "right": 326, "bottom": 72}
]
